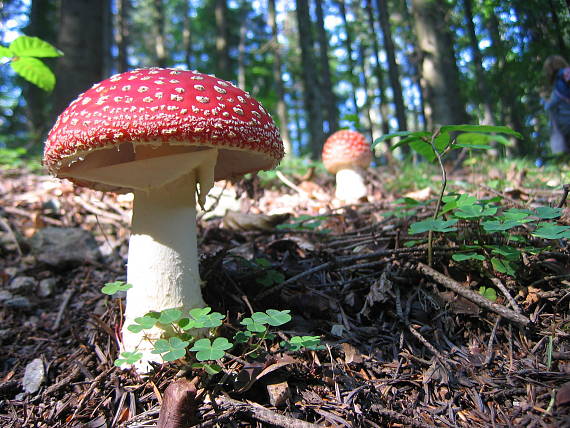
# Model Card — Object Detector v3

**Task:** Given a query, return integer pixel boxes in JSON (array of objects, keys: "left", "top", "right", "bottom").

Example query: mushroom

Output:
[
  {"left": 43, "top": 68, "right": 283, "bottom": 366},
  {"left": 321, "top": 130, "right": 371, "bottom": 203}
]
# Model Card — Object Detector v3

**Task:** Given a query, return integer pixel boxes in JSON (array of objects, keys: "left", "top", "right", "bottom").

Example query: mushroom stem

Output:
[
  {"left": 121, "top": 171, "right": 205, "bottom": 360},
  {"left": 335, "top": 167, "right": 368, "bottom": 202}
]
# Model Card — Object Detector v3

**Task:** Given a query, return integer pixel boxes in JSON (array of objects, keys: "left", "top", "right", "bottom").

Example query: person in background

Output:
[{"left": 543, "top": 55, "right": 570, "bottom": 154}]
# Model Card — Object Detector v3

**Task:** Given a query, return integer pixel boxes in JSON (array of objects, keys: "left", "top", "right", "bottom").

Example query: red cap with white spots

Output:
[
  {"left": 322, "top": 130, "right": 371, "bottom": 174},
  {"left": 44, "top": 68, "right": 283, "bottom": 191}
]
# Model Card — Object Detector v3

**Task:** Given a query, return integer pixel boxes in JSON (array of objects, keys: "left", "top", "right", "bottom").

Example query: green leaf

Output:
[
  {"left": 101, "top": 281, "right": 132, "bottom": 295},
  {"left": 151, "top": 337, "right": 190, "bottom": 362},
  {"left": 127, "top": 313, "right": 160, "bottom": 333},
  {"left": 441, "top": 193, "right": 478, "bottom": 214},
  {"left": 501, "top": 208, "right": 533, "bottom": 222},
  {"left": 491, "top": 258, "right": 517, "bottom": 276},
  {"left": 0, "top": 46, "right": 14, "bottom": 57},
  {"left": 534, "top": 206, "right": 563, "bottom": 220},
  {"left": 179, "top": 307, "right": 224, "bottom": 330},
  {"left": 482, "top": 220, "right": 523, "bottom": 232},
  {"left": 192, "top": 362, "right": 222, "bottom": 375},
  {"left": 233, "top": 330, "right": 253, "bottom": 343},
  {"left": 478, "top": 286, "right": 497, "bottom": 302},
  {"left": 9, "top": 36, "right": 63, "bottom": 57},
  {"left": 440, "top": 124, "right": 522, "bottom": 139},
  {"left": 10, "top": 57, "right": 55, "bottom": 91},
  {"left": 250, "top": 310, "right": 292, "bottom": 327},
  {"left": 409, "top": 218, "right": 458, "bottom": 234},
  {"left": 372, "top": 131, "right": 422, "bottom": 149},
  {"left": 190, "top": 337, "right": 232, "bottom": 361},
  {"left": 409, "top": 138, "right": 436, "bottom": 161},
  {"left": 114, "top": 351, "right": 143, "bottom": 367},
  {"left": 454, "top": 204, "right": 497, "bottom": 219},
  {"left": 282, "top": 335, "right": 324, "bottom": 351},
  {"left": 240, "top": 317, "right": 267, "bottom": 333},
  {"left": 532, "top": 224, "right": 570, "bottom": 239},
  {"left": 490, "top": 246, "right": 521, "bottom": 261},
  {"left": 452, "top": 253, "right": 486, "bottom": 262},
  {"left": 158, "top": 308, "right": 182, "bottom": 325}
]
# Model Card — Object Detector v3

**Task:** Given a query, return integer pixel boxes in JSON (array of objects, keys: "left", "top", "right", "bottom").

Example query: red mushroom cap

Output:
[
  {"left": 43, "top": 68, "right": 283, "bottom": 191},
  {"left": 322, "top": 130, "right": 371, "bottom": 174}
]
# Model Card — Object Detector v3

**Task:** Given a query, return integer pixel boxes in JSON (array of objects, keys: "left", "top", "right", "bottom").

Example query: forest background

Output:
[{"left": 1, "top": 0, "right": 570, "bottom": 164}]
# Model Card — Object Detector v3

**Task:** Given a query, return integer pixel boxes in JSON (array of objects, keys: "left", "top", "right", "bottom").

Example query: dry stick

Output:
[
  {"left": 52, "top": 288, "right": 75, "bottom": 330},
  {"left": 70, "top": 367, "right": 115, "bottom": 421},
  {"left": 556, "top": 184, "right": 570, "bottom": 208},
  {"left": 484, "top": 316, "right": 502, "bottom": 366},
  {"left": 0, "top": 216, "right": 22, "bottom": 256},
  {"left": 276, "top": 170, "right": 309, "bottom": 197},
  {"left": 416, "top": 263, "right": 531, "bottom": 327},
  {"left": 215, "top": 395, "right": 321, "bottom": 428},
  {"left": 490, "top": 277, "right": 521, "bottom": 314},
  {"left": 369, "top": 405, "right": 438, "bottom": 428}
]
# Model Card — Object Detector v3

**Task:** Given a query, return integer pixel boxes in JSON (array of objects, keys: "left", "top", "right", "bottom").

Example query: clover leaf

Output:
[
  {"left": 409, "top": 219, "right": 458, "bottom": 234},
  {"left": 102, "top": 281, "right": 132, "bottom": 295},
  {"left": 127, "top": 312, "right": 160, "bottom": 333},
  {"left": 151, "top": 337, "right": 190, "bottom": 362},
  {"left": 190, "top": 337, "right": 232, "bottom": 361},
  {"left": 114, "top": 351, "right": 143, "bottom": 367}
]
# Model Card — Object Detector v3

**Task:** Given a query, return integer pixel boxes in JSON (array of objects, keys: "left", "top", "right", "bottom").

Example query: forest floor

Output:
[{"left": 0, "top": 160, "right": 569, "bottom": 428}]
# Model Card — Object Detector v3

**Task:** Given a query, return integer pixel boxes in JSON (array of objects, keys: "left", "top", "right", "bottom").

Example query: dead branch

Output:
[{"left": 416, "top": 263, "right": 531, "bottom": 327}]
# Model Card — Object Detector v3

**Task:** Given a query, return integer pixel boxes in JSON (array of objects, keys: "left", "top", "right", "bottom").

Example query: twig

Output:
[
  {"left": 485, "top": 316, "right": 501, "bottom": 365},
  {"left": 416, "top": 263, "right": 531, "bottom": 326},
  {"left": 52, "top": 288, "right": 75, "bottom": 330},
  {"left": 556, "top": 184, "right": 570, "bottom": 208},
  {"left": 369, "top": 404, "right": 438, "bottom": 428},
  {"left": 276, "top": 170, "right": 309, "bottom": 197},
  {"left": 490, "top": 277, "right": 521, "bottom": 314},
  {"left": 529, "top": 273, "right": 570, "bottom": 288},
  {"left": 70, "top": 367, "right": 115, "bottom": 420},
  {"left": 0, "top": 216, "right": 22, "bottom": 257},
  {"left": 215, "top": 395, "right": 321, "bottom": 428}
]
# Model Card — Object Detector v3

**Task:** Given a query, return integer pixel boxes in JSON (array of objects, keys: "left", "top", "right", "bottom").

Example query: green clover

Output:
[
  {"left": 190, "top": 337, "right": 232, "bottom": 361},
  {"left": 101, "top": 281, "right": 132, "bottom": 295}
]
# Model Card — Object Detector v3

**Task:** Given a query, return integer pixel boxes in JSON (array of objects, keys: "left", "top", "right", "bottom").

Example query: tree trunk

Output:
[
  {"left": 237, "top": 18, "right": 247, "bottom": 89},
  {"left": 463, "top": 0, "right": 494, "bottom": 125},
  {"left": 295, "top": 0, "right": 324, "bottom": 159},
  {"left": 268, "top": 0, "right": 292, "bottom": 156},
  {"left": 215, "top": 0, "right": 230, "bottom": 80},
  {"left": 116, "top": 0, "right": 130, "bottom": 73},
  {"left": 53, "top": 0, "right": 104, "bottom": 117},
  {"left": 375, "top": 0, "right": 408, "bottom": 132},
  {"left": 182, "top": 1, "right": 193, "bottom": 69},
  {"left": 153, "top": 0, "right": 167, "bottom": 67},
  {"left": 364, "top": 0, "right": 389, "bottom": 136},
  {"left": 357, "top": 42, "right": 374, "bottom": 143},
  {"left": 411, "top": 0, "right": 468, "bottom": 128},
  {"left": 336, "top": 0, "right": 359, "bottom": 118},
  {"left": 23, "top": 0, "right": 56, "bottom": 147},
  {"left": 314, "top": 0, "right": 338, "bottom": 134}
]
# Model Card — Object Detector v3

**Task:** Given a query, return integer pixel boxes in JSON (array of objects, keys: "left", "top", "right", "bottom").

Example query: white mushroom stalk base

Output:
[
  {"left": 334, "top": 167, "right": 368, "bottom": 203},
  {"left": 121, "top": 172, "right": 205, "bottom": 366},
  {"left": 63, "top": 147, "right": 219, "bottom": 371}
]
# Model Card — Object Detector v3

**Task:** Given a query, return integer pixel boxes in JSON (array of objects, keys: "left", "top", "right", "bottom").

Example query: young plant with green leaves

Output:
[
  {"left": 104, "top": 282, "right": 322, "bottom": 373},
  {"left": 374, "top": 125, "right": 569, "bottom": 295},
  {"left": 1, "top": 35, "right": 63, "bottom": 91}
]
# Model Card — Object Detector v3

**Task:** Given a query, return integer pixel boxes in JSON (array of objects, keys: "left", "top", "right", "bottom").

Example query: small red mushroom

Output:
[
  {"left": 44, "top": 68, "right": 284, "bottom": 369},
  {"left": 321, "top": 130, "right": 371, "bottom": 202}
]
